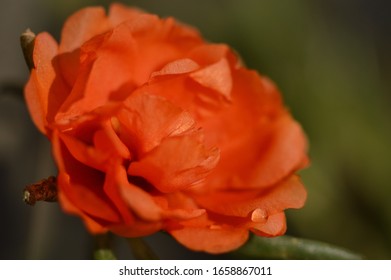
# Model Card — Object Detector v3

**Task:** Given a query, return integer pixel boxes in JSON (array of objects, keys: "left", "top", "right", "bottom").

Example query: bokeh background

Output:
[{"left": 1, "top": 0, "right": 391, "bottom": 259}]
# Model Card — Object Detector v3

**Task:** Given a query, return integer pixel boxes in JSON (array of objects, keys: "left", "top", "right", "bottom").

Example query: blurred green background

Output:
[{"left": 1, "top": 0, "right": 391, "bottom": 259}]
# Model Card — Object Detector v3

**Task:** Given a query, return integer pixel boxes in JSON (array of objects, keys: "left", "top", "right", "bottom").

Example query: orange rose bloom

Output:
[{"left": 24, "top": 3, "right": 308, "bottom": 253}]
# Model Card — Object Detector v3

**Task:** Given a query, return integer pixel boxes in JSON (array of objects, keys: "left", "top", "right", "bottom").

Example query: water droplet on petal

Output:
[{"left": 251, "top": 208, "right": 268, "bottom": 223}]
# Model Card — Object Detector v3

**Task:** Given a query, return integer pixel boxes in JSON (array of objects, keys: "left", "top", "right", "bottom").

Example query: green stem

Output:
[
  {"left": 127, "top": 237, "right": 159, "bottom": 260},
  {"left": 230, "top": 234, "right": 363, "bottom": 260},
  {"left": 93, "top": 234, "right": 116, "bottom": 260}
]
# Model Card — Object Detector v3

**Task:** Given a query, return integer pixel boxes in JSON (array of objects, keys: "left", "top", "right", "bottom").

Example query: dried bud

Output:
[
  {"left": 20, "top": 28, "right": 36, "bottom": 71},
  {"left": 23, "top": 176, "right": 58, "bottom": 205}
]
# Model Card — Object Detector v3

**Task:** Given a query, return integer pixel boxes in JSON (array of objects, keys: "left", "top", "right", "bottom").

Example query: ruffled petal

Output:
[
  {"left": 56, "top": 14, "right": 202, "bottom": 122},
  {"left": 151, "top": 58, "right": 200, "bottom": 78},
  {"left": 24, "top": 32, "right": 67, "bottom": 134},
  {"left": 110, "top": 220, "right": 162, "bottom": 238},
  {"left": 108, "top": 3, "right": 145, "bottom": 26},
  {"left": 93, "top": 119, "right": 131, "bottom": 159},
  {"left": 118, "top": 92, "right": 196, "bottom": 154},
  {"left": 246, "top": 116, "right": 308, "bottom": 187},
  {"left": 194, "top": 175, "right": 307, "bottom": 218},
  {"left": 120, "top": 182, "right": 162, "bottom": 221},
  {"left": 58, "top": 119, "right": 130, "bottom": 171},
  {"left": 155, "top": 192, "right": 206, "bottom": 220},
  {"left": 189, "top": 44, "right": 235, "bottom": 67},
  {"left": 128, "top": 131, "right": 219, "bottom": 193},
  {"left": 97, "top": 160, "right": 134, "bottom": 226},
  {"left": 251, "top": 212, "right": 287, "bottom": 237},
  {"left": 190, "top": 58, "right": 232, "bottom": 100},
  {"left": 116, "top": 165, "right": 163, "bottom": 222},
  {"left": 59, "top": 6, "right": 109, "bottom": 54},
  {"left": 169, "top": 225, "right": 249, "bottom": 254},
  {"left": 113, "top": 163, "right": 205, "bottom": 225},
  {"left": 56, "top": 25, "right": 135, "bottom": 121},
  {"left": 52, "top": 132, "right": 121, "bottom": 224},
  {"left": 58, "top": 7, "right": 110, "bottom": 87},
  {"left": 58, "top": 191, "right": 108, "bottom": 234},
  {"left": 202, "top": 175, "right": 307, "bottom": 218},
  {"left": 25, "top": 72, "right": 47, "bottom": 134},
  {"left": 197, "top": 69, "right": 308, "bottom": 190}
]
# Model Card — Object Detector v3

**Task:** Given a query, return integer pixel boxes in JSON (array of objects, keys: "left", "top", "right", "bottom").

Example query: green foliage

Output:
[{"left": 232, "top": 235, "right": 363, "bottom": 260}]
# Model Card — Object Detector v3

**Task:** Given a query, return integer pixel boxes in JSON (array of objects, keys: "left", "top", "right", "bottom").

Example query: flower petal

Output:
[
  {"left": 251, "top": 212, "right": 287, "bottom": 237},
  {"left": 57, "top": 14, "right": 202, "bottom": 122},
  {"left": 118, "top": 92, "right": 196, "bottom": 154},
  {"left": 169, "top": 225, "right": 249, "bottom": 254},
  {"left": 194, "top": 175, "right": 307, "bottom": 218},
  {"left": 58, "top": 191, "right": 108, "bottom": 234},
  {"left": 110, "top": 221, "right": 162, "bottom": 238},
  {"left": 151, "top": 58, "right": 200, "bottom": 78},
  {"left": 198, "top": 70, "right": 308, "bottom": 190},
  {"left": 116, "top": 165, "right": 163, "bottom": 222},
  {"left": 56, "top": 25, "right": 136, "bottom": 121},
  {"left": 24, "top": 32, "right": 67, "bottom": 134},
  {"left": 25, "top": 72, "right": 47, "bottom": 134},
  {"left": 128, "top": 132, "right": 220, "bottom": 193},
  {"left": 52, "top": 132, "right": 121, "bottom": 224},
  {"left": 155, "top": 192, "right": 206, "bottom": 220},
  {"left": 58, "top": 119, "right": 130, "bottom": 171},
  {"left": 189, "top": 44, "right": 234, "bottom": 67},
  {"left": 93, "top": 120, "right": 131, "bottom": 160},
  {"left": 119, "top": 182, "right": 162, "bottom": 222},
  {"left": 58, "top": 7, "right": 110, "bottom": 87},
  {"left": 108, "top": 3, "right": 145, "bottom": 26},
  {"left": 97, "top": 160, "right": 135, "bottom": 225},
  {"left": 59, "top": 6, "right": 109, "bottom": 54},
  {"left": 190, "top": 58, "right": 232, "bottom": 100}
]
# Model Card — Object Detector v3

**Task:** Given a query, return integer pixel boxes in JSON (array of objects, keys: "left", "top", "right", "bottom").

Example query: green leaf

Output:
[{"left": 231, "top": 235, "right": 363, "bottom": 260}]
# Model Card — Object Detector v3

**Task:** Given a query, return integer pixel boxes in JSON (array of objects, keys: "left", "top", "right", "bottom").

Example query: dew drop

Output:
[{"left": 251, "top": 208, "right": 268, "bottom": 223}]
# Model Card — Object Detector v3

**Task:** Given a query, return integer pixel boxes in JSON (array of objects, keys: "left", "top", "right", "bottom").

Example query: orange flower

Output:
[{"left": 24, "top": 3, "right": 308, "bottom": 253}]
